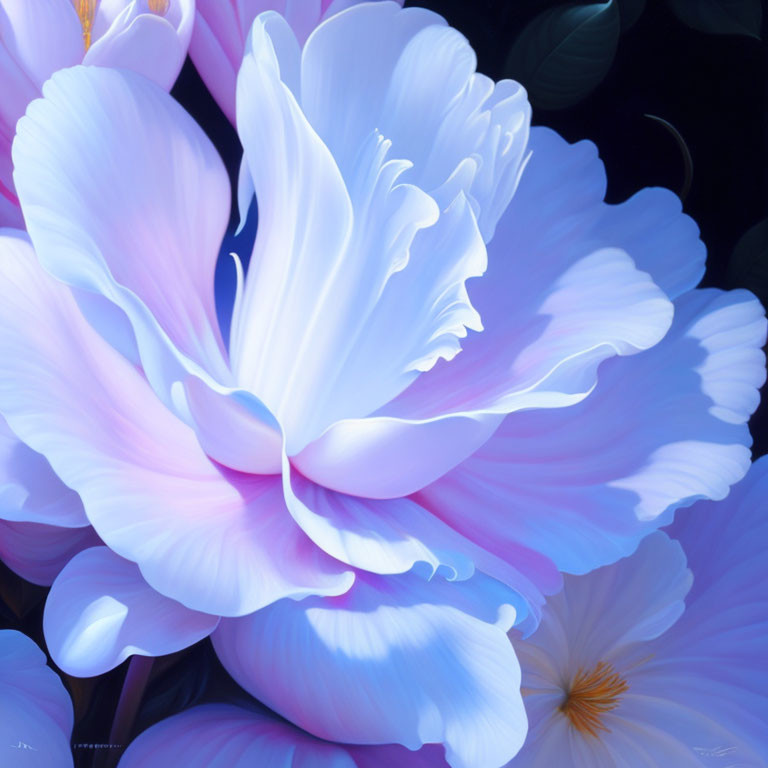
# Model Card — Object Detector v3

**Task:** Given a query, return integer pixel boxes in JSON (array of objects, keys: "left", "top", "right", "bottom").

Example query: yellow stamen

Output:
[
  {"left": 148, "top": 0, "right": 170, "bottom": 15},
  {"left": 74, "top": 0, "right": 97, "bottom": 51},
  {"left": 559, "top": 661, "right": 628, "bottom": 739}
]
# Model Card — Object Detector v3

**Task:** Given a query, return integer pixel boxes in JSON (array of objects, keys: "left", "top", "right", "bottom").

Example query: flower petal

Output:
[
  {"left": 44, "top": 546, "right": 219, "bottom": 677},
  {"left": 214, "top": 571, "right": 527, "bottom": 768},
  {"left": 0, "top": 520, "right": 100, "bottom": 586},
  {"left": 302, "top": 2, "right": 530, "bottom": 240},
  {"left": 627, "top": 457, "right": 768, "bottom": 762},
  {"left": 282, "top": 458, "right": 558, "bottom": 626},
  {"left": 232, "top": 15, "right": 490, "bottom": 453},
  {"left": 0, "top": 416, "right": 87, "bottom": 527},
  {"left": 84, "top": 0, "right": 194, "bottom": 92},
  {"left": 13, "top": 65, "right": 231, "bottom": 399},
  {"left": 190, "top": 0, "right": 402, "bottom": 124},
  {"left": 299, "top": 243, "right": 672, "bottom": 498},
  {"left": 296, "top": 125, "right": 689, "bottom": 499},
  {"left": 118, "top": 703, "right": 448, "bottom": 768},
  {"left": 417, "top": 288, "right": 766, "bottom": 577},
  {"left": 0, "top": 629, "right": 73, "bottom": 768},
  {"left": 0, "top": 0, "right": 83, "bottom": 88},
  {"left": 0, "top": 232, "right": 353, "bottom": 616}
]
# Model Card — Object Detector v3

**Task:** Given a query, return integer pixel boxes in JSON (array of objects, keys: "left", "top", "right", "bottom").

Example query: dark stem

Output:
[{"left": 93, "top": 655, "right": 154, "bottom": 768}]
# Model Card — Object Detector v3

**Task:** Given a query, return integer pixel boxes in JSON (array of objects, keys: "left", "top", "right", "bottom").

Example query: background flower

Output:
[
  {"left": 0, "top": 1, "right": 194, "bottom": 230},
  {"left": 190, "top": 0, "right": 404, "bottom": 125},
  {"left": 0, "top": 629, "right": 74, "bottom": 768},
  {"left": 511, "top": 457, "right": 768, "bottom": 766}
]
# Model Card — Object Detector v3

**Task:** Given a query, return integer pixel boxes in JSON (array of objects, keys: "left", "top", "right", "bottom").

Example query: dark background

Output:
[{"left": 1, "top": 3, "right": 765, "bottom": 766}]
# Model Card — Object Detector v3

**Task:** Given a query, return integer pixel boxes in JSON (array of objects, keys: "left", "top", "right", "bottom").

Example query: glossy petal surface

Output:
[
  {"left": 215, "top": 571, "right": 527, "bottom": 768},
  {"left": 44, "top": 547, "right": 219, "bottom": 676}
]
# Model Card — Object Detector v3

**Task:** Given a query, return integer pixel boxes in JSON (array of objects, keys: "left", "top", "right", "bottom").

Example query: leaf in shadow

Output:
[
  {"left": 618, "top": 0, "right": 646, "bottom": 31},
  {"left": 727, "top": 218, "right": 768, "bottom": 306},
  {"left": 666, "top": 0, "right": 762, "bottom": 39},
  {"left": 504, "top": 1, "right": 620, "bottom": 110},
  {"left": 0, "top": 560, "right": 47, "bottom": 624},
  {"left": 62, "top": 672, "right": 100, "bottom": 725},
  {"left": 134, "top": 641, "right": 213, "bottom": 735}
]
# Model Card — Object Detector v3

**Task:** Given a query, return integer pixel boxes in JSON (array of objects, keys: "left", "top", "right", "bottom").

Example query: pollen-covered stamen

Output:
[
  {"left": 147, "top": 0, "right": 170, "bottom": 15},
  {"left": 73, "top": 0, "right": 97, "bottom": 51},
  {"left": 559, "top": 661, "right": 628, "bottom": 738}
]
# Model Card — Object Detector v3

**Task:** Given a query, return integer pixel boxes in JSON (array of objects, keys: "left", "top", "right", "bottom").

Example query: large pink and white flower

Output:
[
  {"left": 0, "top": 3, "right": 764, "bottom": 767},
  {"left": 0, "top": 0, "right": 194, "bottom": 227}
]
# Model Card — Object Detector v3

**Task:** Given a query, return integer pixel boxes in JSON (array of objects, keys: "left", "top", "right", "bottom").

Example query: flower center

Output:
[
  {"left": 559, "top": 661, "right": 628, "bottom": 738},
  {"left": 147, "top": 0, "right": 170, "bottom": 15},
  {"left": 74, "top": 0, "right": 170, "bottom": 51},
  {"left": 73, "top": 0, "right": 97, "bottom": 51}
]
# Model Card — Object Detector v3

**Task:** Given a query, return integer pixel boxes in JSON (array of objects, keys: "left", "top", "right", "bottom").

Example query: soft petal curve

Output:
[
  {"left": 417, "top": 287, "right": 766, "bottom": 577},
  {"left": 282, "top": 458, "right": 559, "bottom": 626},
  {"left": 84, "top": 0, "right": 194, "bottom": 92},
  {"left": 0, "top": 520, "right": 100, "bottom": 586},
  {"left": 214, "top": 571, "right": 527, "bottom": 768},
  {"left": 118, "top": 703, "right": 448, "bottom": 768},
  {"left": 0, "top": 415, "right": 87, "bottom": 528},
  {"left": 13, "top": 65, "right": 232, "bottom": 399},
  {"left": 0, "top": 232, "right": 353, "bottom": 617},
  {"left": 44, "top": 546, "right": 219, "bottom": 677},
  {"left": 232, "top": 14, "right": 488, "bottom": 453},
  {"left": 299, "top": 244, "right": 672, "bottom": 498}
]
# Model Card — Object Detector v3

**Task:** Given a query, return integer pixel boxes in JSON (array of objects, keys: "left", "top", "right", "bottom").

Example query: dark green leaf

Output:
[
  {"left": 505, "top": 1, "right": 620, "bottom": 110},
  {"left": 666, "top": 0, "right": 762, "bottom": 39},
  {"left": 727, "top": 218, "right": 768, "bottom": 305},
  {"left": 618, "top": 0, "right": 646, "bottom": 30}
]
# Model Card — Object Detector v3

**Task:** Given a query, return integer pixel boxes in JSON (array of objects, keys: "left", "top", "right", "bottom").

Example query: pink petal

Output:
[
  {"left": 0, "top": 520, "right": 100, "bottom": 586},
  {"left": 0, "top": 232, "right": 353, "bottom": 617}
]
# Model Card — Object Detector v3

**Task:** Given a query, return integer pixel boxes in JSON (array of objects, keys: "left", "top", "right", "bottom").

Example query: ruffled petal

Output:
[
  {"left": 296, "top": 125, "right": 685, "bottom": 498},
  {"left": 417, "top": 288, "right": 766, "bottom": 577},
  {"left": 0, "top": 232, "right": 353, "bottom": 617},
  {"left": 118, "top": 703, "right": 447, "bottom": 768},
  {"left": 282, "top": 459, "right": 558, "bottom": 624},
  {"left": 44, "top": 546, "right": 219, "bottom": 677},
  {"left": 0, "top": 416, "right": 87, "bottom": 527},
  {"left": 0, "top": 520, "right": 100, "bottom": 586},
  {"left": 232, "top": 15, "right": 490, "bottom": 453},
  {"left": 0, "top": 629, "right": 73, "bottom": 767},
  {"left": 214, "top": 571, "right": 527, "bottom": 768},
  {"left": 13, "top": 65, "right": 231, "bottom": 400},
  {"left": 301, "top": 2, "right": 530, "bottom": 240},
  {"left": 299, "top": 242, "right": 671, "bottom": 497},
  {"left": 84, "top": 0, "right": 194, "bottom": 92}
]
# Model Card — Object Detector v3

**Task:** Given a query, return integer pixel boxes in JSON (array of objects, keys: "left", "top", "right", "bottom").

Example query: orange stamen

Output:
[
  {"left": 148, "top": 0, "right": 170, "bottom": 15},
  {"left": 74, "top": 0, "right": 97, "bottom": 51},
  {"left": 559, "top": 661, "right": 628, "bottom": 739}
]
